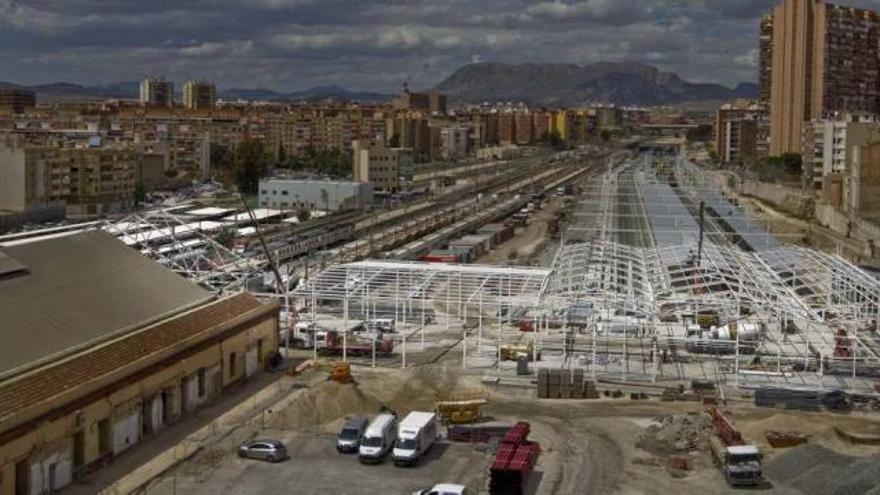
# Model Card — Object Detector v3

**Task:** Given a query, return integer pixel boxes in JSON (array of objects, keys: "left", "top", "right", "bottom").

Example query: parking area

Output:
[{"left": 147, "top": 429, "right": 491, "bottom": 495}]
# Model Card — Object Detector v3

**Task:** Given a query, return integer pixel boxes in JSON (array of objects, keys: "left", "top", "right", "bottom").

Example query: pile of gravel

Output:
[{"left": 765, "top": 444, "right": 880, "bottom": 495}]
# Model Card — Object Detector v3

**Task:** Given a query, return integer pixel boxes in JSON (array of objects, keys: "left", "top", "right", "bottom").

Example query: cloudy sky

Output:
[{"left": 2, "top": 0, "right": 879, "bottom": 92}]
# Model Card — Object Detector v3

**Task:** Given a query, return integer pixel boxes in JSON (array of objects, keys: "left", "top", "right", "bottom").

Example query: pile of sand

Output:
[
  {"left": 268, "top": 381, "right": 383, "bottom": 433},
  {"left": 741, "top": 412, "right": 880, "bottom": 457},
  {"left": 359, "top": 364, "right": 476, "bottom": 413},
  {"left": 267, "top": 364, "right": 477, "bottom": 434}
]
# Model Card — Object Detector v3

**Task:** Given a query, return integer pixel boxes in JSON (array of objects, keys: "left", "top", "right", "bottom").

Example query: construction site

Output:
[{"left": 18, "top": 145, "right": 880, "bottom": 494}]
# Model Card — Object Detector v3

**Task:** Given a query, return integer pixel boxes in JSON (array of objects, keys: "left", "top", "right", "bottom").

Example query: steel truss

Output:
[
  {"left": 288, "top": 151, "right": 880, "bottom": 393},
  {"left": 103, "top": 209, "right": 263, "bottom": 294}
]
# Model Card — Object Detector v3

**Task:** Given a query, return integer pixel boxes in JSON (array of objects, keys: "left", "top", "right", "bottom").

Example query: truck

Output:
[
  {"left": 707, "top": 407, "right": 763, "bottom": 487},
  {"left": 318, "top": 330, "right": 394, "bottom": 357},
  {"left": 709, "top": 438, "right": 763, "bottom": 487},
  {"left": 392, "top": 411, "right": 439, "bottom": 466}
]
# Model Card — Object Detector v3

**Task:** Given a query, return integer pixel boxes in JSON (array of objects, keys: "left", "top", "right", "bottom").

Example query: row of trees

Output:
[{"left": 211, "top": 139, "right": 353, "bottom": 194}]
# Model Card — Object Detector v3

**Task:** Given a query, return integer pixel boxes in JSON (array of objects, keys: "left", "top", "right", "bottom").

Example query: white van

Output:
[
  {"left": 359, "top": 412, "right": 397, "bottom": 464},
  {"left": 392, "top": 411, "right": 439, "bottom": 466}
]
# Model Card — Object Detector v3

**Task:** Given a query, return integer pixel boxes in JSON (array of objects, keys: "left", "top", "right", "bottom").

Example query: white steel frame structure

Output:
[
  {"left": 295, "top": 151, "right": 880, "bottom": 394},
  {"left": 103, "top": 209, "right": 263, "bottom": 294}
]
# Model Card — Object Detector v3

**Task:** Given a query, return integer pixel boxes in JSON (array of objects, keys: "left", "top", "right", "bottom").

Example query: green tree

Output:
[
  {"left": 388, "top": 134, "right": 401, "bottom": 148},
  {"left": 214, "top": 228, "right": 235, "bottom": 249},
  {"left": 210, "top": 144, "right": 235, "bottom": 170},
  {"left": 132, "top": 182, "right": 147, "bottom": 210},
  {"left": 600, "top": 129, "right": 611, "bottom": 142},
  {"left": 296, "top": 208, "right": 312, "bottom": 222},
  {"left": 233, "top": 138, "right": 270, "bottom": 194}
]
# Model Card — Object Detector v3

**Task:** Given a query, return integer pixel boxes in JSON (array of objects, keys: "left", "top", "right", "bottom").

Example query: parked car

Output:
[
  {"left": 238, "top": 439, "right": 288, "bottom": 462},
  {"left": 412, "top": 484, "right": 467, "bottom": 495},
  {"left": 337, "top": 416, "right": 369, "bottom": 453}
]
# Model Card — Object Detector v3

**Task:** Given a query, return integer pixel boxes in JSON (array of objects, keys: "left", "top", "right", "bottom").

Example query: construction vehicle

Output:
[
  {"left": 707, "top": 407, "right": 763, "bottom": 487},
  {"left": 436, "top": 389, "right": 489, "bottom": 424},
  {"left": 500, "top": 342, "right": 540, "bottom": 361},
  {"left": 328, "top": 362, "right": 353, "bottom": 384},
  {"left": 318, "top": 330, "right": 394, "bottom": 357}
]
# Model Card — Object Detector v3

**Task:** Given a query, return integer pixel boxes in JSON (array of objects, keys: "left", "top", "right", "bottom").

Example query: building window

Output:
[
  {"left": 260, "top": 190, "right": 267, "bottom": 195},
  {"left": 229, "top": 352, "right": 237, "bottom": 377},
  {"left": 282, "top": 190, "right": 289, "bottom": 195}
]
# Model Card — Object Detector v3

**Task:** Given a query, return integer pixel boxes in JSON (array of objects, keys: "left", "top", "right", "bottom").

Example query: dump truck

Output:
[
  {"left": 709, "top": 439, "right": 763, "bottom": 487},
  {"left": 708, "top": 407, "right": 763, "bottom": 487}
]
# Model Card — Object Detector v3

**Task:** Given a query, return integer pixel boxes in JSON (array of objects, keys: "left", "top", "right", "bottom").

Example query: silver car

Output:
[{"left": 238, "top": 439, "right": 288, "bottom": 462}]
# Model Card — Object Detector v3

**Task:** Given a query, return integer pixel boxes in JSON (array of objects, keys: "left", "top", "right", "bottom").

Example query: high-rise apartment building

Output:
[
  {"left": 715, "top": 103, "right": 764, "bottom": 164},
  {"left": 140, "top": 78, "right": 174, "bottom": 108},
  {"left": 765, "top": 0, "right": 880, "bottom": 155},
  {"left": 182, "top": 80, "right": 216, "bottom": 110},
  {"left": 0, "top": 89, "right": 36, "bottom": 114},
  {"left": 758, "top": 15, "right": 774, "bottom": 106}
]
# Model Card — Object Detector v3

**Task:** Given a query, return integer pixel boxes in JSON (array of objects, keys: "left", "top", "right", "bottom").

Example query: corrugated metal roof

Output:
[{"left": 0, "top": 230, "right": 213, "bottom": 378}]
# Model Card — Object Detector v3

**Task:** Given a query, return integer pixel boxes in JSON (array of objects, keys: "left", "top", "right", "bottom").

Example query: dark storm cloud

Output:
[{"left": 0, "top": 0, "right": 821, "bottom": 91}]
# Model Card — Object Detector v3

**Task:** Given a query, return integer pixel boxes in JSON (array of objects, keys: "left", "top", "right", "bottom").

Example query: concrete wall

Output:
[
  {"left": 710, "top": 170, "right": 813, "bottom": 218},
  {"left": 0, "top": 316, "right": 276, "bottom": 495}
]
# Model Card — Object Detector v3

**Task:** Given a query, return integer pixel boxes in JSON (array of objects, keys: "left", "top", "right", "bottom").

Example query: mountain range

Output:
[
  {"left": 1, "top": 61, "right": 756, "bottom": 107},
  {"left": 0, "top": 80, "right": 394, "bottom": 103},
  {"left": 434, "top": 62, "right": 757, "bottom": 106}
]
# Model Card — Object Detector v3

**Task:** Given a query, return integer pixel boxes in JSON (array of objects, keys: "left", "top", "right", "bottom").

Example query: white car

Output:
[{"left": 412, "top": 484, "right": 467, "bottom": 495}]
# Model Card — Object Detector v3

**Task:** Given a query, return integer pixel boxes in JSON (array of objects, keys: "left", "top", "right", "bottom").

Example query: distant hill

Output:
[
  {"left": 434, "top": 62, "right": 757, "bottom": 106},
  {"left": 0, "top": 81, "right": 393, "bottom": 103}
]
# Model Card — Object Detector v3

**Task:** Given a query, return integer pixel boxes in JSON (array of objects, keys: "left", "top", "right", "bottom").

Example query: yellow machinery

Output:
[
  {"left": 500, "top": 342, "right": 540, "bottom": 361},
  {"left": 436, "top": 389, "right": 489, "bottom": 424}
]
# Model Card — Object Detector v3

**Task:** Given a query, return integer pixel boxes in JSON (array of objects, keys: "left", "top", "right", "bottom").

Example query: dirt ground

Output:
[
  {"left": 143, "top": 361, "right": 880, "bottom": 495},
  {"left": 738, "top": 196, "right": 875, "bottom": 264},
  {"left": 477, "top": 197, "right": 565, "bottom": 266}
]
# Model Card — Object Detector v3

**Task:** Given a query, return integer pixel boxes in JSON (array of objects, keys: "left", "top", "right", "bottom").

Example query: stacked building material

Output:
[
  {"left": 755, "top": 388, "right": 822, "bottom": 412},
  {"left": 489, "top": 422, "right": 539, "bottom": 495},
  {"left": 536, "top": 368, "right": 599, "bottom": 399}
]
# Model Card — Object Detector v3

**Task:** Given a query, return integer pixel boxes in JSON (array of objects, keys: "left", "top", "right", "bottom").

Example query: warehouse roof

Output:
[
  {"left": 0, "top": 292, "right": 274, "bottom": 432},
  {"left": 0, "top": 230, "right": 213, "bottom": 378}
]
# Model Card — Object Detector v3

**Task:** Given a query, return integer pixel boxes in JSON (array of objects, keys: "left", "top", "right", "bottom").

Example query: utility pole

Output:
[{"left": 697, "top": 200, "right": 705, "bottom": 268}]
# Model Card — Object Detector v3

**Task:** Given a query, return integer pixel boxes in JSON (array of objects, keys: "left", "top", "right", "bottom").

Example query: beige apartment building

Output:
[
  {"left": 802, "top": 115, "right": 880, "bottom": 190},
  {"left": 766, "top": 0, "right": 880, "bottom": 155},
  {"left": 352, "top": 139, "right": 414, "bottom": 191},
  {"left": 0, "top": 134, "right": 137, "bottom": 216}
]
